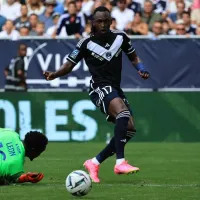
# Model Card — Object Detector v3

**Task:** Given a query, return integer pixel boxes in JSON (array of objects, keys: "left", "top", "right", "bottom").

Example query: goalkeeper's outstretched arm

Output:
[
  {"left": 0, "top": 172, "right": 44, "bottom": 185},
  {"left": 17, "top": 172, "right": 44, "bottom": 184}
]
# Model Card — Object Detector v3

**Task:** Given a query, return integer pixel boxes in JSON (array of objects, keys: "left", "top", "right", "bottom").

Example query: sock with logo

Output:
[
  {"left": 95, "top": 130, "right": 135, "bottom": 164},
  {"left": 95, "top": 136, "right": 115, "bottom": 164},
  {"left": 114, "top": 111, "right": 130, "bottom": 159},
  {"left": 94, "top": 111, "right": 131, "bottom": 163}
]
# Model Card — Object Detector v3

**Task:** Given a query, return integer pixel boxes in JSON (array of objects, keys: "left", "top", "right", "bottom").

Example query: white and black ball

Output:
[{"left": 66, "top": 170, "right": 92, "bottom": 196}]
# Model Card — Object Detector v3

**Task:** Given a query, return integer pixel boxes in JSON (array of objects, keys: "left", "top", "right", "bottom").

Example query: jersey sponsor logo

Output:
[
  {"left": 70, "top": 49, "right": 80, "bottom": 59},
  {"left": 87, "top": 35, "right": 123, "bottom": 61},
  {"left": 91, "top": 52, "right": 104, "bottom": 61}
]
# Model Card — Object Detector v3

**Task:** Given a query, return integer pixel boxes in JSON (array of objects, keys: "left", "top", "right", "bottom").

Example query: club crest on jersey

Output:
[
  {"left": 70, "top": 49, "right": 80, "bottom": 59},
  {"left": 106, "top": 51, "right": 112, "bottom": 59}
]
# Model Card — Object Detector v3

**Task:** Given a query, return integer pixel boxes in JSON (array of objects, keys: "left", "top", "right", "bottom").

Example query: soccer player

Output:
[
  {"left": 0, "top": 128, "right": 48, "bottom": 185},
  {"left": 43, "top": 6, "right": 150, "bottom": 183}
]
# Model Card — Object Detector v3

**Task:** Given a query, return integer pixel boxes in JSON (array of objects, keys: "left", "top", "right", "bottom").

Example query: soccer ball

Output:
[{"left": 65, "top": 170, "right": 92, "bottom": 196}]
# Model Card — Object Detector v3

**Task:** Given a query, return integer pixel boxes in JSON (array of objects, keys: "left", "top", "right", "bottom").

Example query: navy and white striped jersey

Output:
[
  {"left": 67, "top": 30, "right": 135, "bottom": 89},
  {"left": 128, "top": 1, "right": 142, "bottom": 13},
  {"left": 152, "top": 0, "right": 167, "bottom": 14},
  {"left": 56, "top": 13, "right": 85, "bottom": 36}
]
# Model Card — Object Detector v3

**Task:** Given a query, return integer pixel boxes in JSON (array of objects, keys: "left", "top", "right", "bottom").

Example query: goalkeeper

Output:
[{"left": 0, "top": 128, "right": 48, "bottom": 185}]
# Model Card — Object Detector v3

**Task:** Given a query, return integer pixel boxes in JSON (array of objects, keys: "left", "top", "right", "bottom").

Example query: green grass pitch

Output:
[{"left": 0, "top": 143, "right": 200, "bottom": 200}]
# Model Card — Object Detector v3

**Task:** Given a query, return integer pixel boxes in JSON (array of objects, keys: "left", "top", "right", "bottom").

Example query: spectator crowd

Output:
[{"left": 0, "top": 0, "right": 199, "bottom": 40}]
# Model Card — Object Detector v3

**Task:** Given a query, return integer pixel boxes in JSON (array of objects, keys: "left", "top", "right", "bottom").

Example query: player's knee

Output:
[
  {"left": 126, "top": 128, "right": 136, "bottom": 139},
  {"left": 127, "top": 120, "right": 135, "bottom": 133},
  {"left": 127, "top": 121, "right": 136, "bottom": 138},
  {"left": 115, "top": 110, "right": 131, "bottom": 131},
  {"left": 108, "top": 98, "right": 128, "bottom": 118},
  {"left": 116, "top": 110, "right": 131, "bottom": 120}
]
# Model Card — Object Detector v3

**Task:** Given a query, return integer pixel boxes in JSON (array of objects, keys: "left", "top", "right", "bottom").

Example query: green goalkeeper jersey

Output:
[{"left": 0, "top": 128, "right": 25, "bottom": 183}]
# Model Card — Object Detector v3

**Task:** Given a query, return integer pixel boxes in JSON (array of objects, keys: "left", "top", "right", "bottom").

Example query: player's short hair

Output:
[
  {"left": 91, "top": 6, "right": 110, "bottom": 34},
  {"left": 93, "top": 6, "right": 110, "bottom": 17},
  {"left": 24, "top": 131, "right": 48, "bottom": 154}
]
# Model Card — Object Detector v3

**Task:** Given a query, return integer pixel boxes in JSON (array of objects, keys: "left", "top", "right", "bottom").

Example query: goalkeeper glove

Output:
[{"left": 17, "top": 172, "right": 44, "bottom": 183}]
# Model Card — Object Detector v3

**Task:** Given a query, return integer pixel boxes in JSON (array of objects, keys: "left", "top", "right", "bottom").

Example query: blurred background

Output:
[{"left": 0, "top": 0, "right": 200, "bottom": 143}]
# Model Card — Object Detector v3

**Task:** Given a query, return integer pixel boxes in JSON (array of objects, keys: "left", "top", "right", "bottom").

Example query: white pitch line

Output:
[
  {"left": 36, "top": 183, "right": 200, "bottom": 188},
  {"left": 95, "top": 184, "right": 200, "bottom": 188},
  {"left": 136, "top": 184, "right": 200, "bottom": 188}
]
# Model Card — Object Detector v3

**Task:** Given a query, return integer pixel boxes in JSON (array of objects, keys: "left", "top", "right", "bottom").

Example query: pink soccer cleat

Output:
[
  {"left": 114, "top": 160, "right": 140, "bottom": 175},
  {"left": 83, "top": 159, "right": 100, "bottom": 183}
]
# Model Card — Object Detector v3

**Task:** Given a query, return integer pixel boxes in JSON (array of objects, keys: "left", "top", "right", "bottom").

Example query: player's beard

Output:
[{"left": 96, "top": 28, "right": 110, "bottom": 37}]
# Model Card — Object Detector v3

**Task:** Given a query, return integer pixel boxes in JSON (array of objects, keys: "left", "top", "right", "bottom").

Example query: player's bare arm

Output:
[
  {"left": 43, "top": 60, "right": 75, "bottom": 80},
  {"left": 127, "top": 51, "right": 150, "bottom": 80}
]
